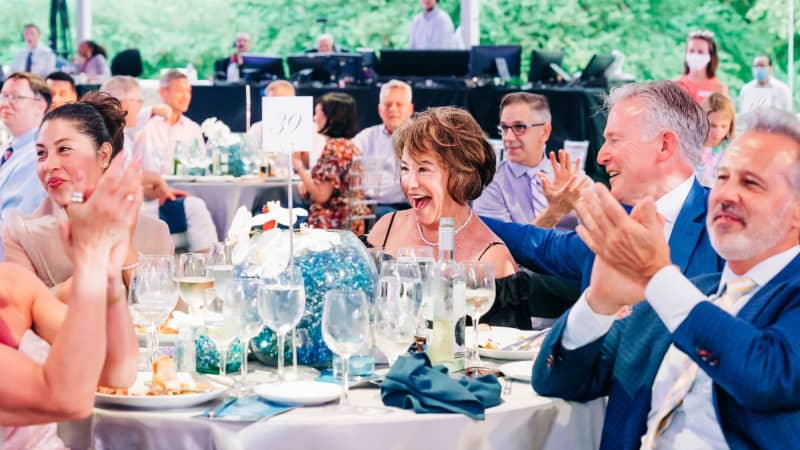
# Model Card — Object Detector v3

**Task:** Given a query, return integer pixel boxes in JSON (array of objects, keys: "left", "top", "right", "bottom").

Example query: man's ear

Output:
[{"left": 657, "top": 129, "right": 680, "bottom": 162}]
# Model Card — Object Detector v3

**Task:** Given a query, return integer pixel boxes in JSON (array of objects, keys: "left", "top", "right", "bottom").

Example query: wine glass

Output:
[
  {"left": 373, "top": 261, "right": 421, "bottom": 366},
  {"left": 257, "top": 266, "right": 306, "bottom": 380},
  {"left": 463, "top": 262, "right": 496, "bottom": 365},
  {"left": 203, "top": 287, "right": 240, "bottom": 377},
  {"left": 207, "top": 242, "right": 234, "bottom": 300},
  {"left": 231, "top": 277, "right": 273, "bottom": 393},
  {"left": 322, "top": 289, "right": 371, "bottom": 411},
  {"left": 177, "top": 253, "right": 213, "bottom": 316},
  {"left": 129, "top": 255, "right": 180, "bottom": 366}
]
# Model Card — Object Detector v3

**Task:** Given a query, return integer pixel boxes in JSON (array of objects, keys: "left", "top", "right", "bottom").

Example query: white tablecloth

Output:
[
  {"left": 167, "top": 178, "right": 297, "bottom": 241},
  {"left": 60, "top": 382, "right": 603, "bottom": 450}
]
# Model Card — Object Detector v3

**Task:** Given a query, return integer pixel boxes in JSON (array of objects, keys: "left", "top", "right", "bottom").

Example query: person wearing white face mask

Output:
[
  {"left": 739, "top": 55, "right": 791, "bottom": 113},
  {"left": 677, "top": 30, "right": 729, "bottom": 104}
]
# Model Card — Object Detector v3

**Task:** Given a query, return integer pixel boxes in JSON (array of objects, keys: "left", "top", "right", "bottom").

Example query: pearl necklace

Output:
[{"left": 416, "top": 209, "right": 474, "bottom": 247}]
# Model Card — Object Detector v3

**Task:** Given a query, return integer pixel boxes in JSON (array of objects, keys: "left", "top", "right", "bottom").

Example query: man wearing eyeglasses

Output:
[
  {"left": 0, "top": 72, "right": 50, "bottom": 258},
  {"left": 474, "top": 92, "right": 583, "bottom": 229}
]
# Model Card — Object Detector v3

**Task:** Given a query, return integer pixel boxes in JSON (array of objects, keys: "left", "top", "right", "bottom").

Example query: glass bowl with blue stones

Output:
[{"left": 245, "top": 229, "right": 378, "bottom": 368}]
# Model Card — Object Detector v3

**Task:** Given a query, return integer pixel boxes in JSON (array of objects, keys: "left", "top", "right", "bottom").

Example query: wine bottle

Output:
[{"left": 426, "top": 217, "right": 466, "bottom": 371}]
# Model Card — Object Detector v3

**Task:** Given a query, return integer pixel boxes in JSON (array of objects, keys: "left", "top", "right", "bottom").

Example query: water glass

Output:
[
  {"left": 231, "top": 277, "right": 270, "bottom": 392},
  {"left": 203, "top": 287, "right": 240, "bottom": 377},
  {"left": 463, "top": 262, "right": 496, "bottom": 364},
  {"left": 129, "top": 255, "right": 180, "bottom": 366},
  {"left": 396, "top": 246, "right": 435, "bottom": 338},
  {"left": 373, "top": 261, "right": 421, "bottom": 366},
  {"left": 322, "top": 289, "right": 371, "bottom": 410},
  {"left": 177, "top": 253, "right": 213, "bottom": 316},
  {"left": 207, "top": 242, "right": 234, "bottom": 300},
  {"left": 257, "top": 266, "right": 306, "bottom": 380}
]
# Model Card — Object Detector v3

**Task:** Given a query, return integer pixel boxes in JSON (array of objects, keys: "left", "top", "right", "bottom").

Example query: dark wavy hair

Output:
[
  {"left": 393, "top": 107, "right": 496, "bottom": 205},
  {"left": 81, "top": 40, "right": 107, "bottom": 58},
  {"left": 41, "top": 92, "right": 126, "bottom": 161},
  {"left": 683, "top": 30, "right": 719, "bottom": 78},
  {"left": 317, "top": 92, "right": 358, "bottom": 139}
]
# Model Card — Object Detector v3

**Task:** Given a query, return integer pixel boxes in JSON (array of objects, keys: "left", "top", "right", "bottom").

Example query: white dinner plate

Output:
[
  {"left": 96, "top": 372, "right": 229, "bottom": 409},
  {"left": 254, "top": 381, "right": 341, "bottom": 406},
  {"left": 466, "top": 326, "right": 547, "bottom": 361},
  {"left": 499, "top": 360, "right": 533, "bottom": 382}
]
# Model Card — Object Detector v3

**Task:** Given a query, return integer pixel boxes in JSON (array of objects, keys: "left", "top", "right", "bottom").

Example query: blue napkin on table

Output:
[{"left": 380, "top": 353, "right": 501, "bottom": 420}]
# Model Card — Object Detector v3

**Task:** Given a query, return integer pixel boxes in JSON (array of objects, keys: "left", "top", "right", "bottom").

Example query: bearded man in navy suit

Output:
[{"left": 534, "top": 107, "right": 800, "bottom": 450}]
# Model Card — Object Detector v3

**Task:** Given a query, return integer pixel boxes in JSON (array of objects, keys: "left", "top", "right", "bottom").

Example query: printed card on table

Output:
[{"left": 262, "top": 96, "right": 314, "bottom": 154}]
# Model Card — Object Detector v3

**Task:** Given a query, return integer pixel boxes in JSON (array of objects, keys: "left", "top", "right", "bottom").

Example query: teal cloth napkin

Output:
[{"left": 380, "top": 353, "right": 501, "bottom": 420}]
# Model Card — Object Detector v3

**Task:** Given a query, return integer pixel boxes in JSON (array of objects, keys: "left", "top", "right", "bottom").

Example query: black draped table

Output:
[{"left": 181, "top": 84, "right": 609, "bottom": 183}]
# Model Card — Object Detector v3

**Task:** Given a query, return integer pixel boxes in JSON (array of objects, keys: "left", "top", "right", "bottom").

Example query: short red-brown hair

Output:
[{"left": 392, "top": 107, "right": 495, "bottom": 205}]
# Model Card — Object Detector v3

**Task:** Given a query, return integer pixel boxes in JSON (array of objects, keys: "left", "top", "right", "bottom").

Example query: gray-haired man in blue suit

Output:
[{"left": 535, "top": 107, "right": 800, "bottom": 450}]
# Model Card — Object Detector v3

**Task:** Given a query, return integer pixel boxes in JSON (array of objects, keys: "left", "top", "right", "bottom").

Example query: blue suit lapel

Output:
[
  {"left": 669, "top": 180, "right": 708, "bottom": 272},
  {"left": 738, "top": 253, "right": 800, "bottom": 322}
]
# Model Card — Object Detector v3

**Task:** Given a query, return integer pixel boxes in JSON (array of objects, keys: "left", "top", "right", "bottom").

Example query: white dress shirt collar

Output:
[
  {"left": 717, "top": 245, "right": 800, "bottom": 293},
  {"left": 655, "top": 176, "right": 695, "bottom": 226}
]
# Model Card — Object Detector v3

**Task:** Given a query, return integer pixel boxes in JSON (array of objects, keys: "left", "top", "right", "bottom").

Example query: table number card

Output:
[{"left": 261, "top": 96, "right": 314, "bottom": 154}]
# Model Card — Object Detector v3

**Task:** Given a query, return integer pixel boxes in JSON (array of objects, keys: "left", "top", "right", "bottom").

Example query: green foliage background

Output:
[{"left": 1, "top": 0, "right": 798, "bottom": 107}]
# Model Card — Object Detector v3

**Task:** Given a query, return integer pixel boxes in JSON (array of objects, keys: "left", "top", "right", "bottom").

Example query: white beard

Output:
[{"left": 708, "top": 201, "right": 793, "bottom": 261}]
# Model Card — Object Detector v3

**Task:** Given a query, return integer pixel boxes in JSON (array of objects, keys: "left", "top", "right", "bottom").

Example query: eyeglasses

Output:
[
  {"left": 497, "top": 122, "right": 546, "bottom": 136},
  {"left": 0, "top": 93, "right": 41, "bottom": 104}
]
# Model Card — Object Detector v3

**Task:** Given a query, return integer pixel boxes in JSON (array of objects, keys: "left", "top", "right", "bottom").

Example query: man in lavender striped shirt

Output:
[{"left": 473, "top": 92, "right": 583, "bottom": 230}]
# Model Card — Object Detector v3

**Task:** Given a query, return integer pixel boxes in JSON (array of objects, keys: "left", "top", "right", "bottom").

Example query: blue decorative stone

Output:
[
  {"left": 195, "top": 335, "right": 243, "bottom": 374},
  {"left": 250, "top": 230, "right": 377, "bottom": 368}
]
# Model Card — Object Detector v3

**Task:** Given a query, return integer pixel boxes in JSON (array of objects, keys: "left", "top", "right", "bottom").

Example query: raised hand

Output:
[
  {"left": 574, "top": 183, "right": 671, "bottom": 285},
  {"left": 538, "top": 150, "right": 590, "bottom": 216},
  {"left": 60, "top": 152, "right": 144, "bottom": 267}
]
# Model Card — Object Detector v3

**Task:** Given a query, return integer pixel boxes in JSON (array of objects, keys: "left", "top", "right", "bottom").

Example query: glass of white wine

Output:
[
  {"left": 463, "top": 262, "right": 496, "bottom": 365},
  {"left": 129, "top": 255, "right": 180, "bottom": 366},
  {"left": 204, "top": 287, "right": 241, "bottom": 377},
  {"left": 177, "top": 253, "right": 214, "bottom": 316},
  {"left": 257, "top": 266, "right": 306, "bottom": 380},
  {"left": 207, "top": 242, "right": 234, "bottom": 300}
]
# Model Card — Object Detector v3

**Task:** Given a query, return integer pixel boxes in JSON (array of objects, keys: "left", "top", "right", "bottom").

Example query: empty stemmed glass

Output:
[
  {"left": 397, "top": 246, "right": 435, "bottom": 341},
  {"left": 322, "top": 289, "right": 371, "bottom": 411},
  {"left": 129, "top": 255, "right": 180, "bottom": 366},
  {"left": 463, "top": 262, "right": 496, "bottom": 365},
  {"left": 177, "top": 253, "right": 213, "bottom": 317},
  {"left": 257, "top": 266, "right": 306, "bottom": 380},
  {"left": 373, "top": 261, "right": 422, "bottom": 366},
  {"left": 231, "top": 277, "right": 272, "bottom": 393},
  {"left": 203, "top": 287, "right": 240, "bottom": 377}
]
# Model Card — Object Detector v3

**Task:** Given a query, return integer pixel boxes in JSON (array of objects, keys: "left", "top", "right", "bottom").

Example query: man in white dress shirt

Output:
[
  {"left": 126, "top": 72, "right": 216, "bottom": 251},
  {"left": 9, "top": 24, "right": 56, "bottom": 79},
  {"left": 352, "top": 79, "right": 413, "bottom": 217},
  {"left": 534, "top": 106, "right": 800, "bottom": 449},
  {"left": 408, "top": 0, "right": 457, "bottom": 49},
  {"left": 738, "top": 55, "right": 791, "bottom": 113}
]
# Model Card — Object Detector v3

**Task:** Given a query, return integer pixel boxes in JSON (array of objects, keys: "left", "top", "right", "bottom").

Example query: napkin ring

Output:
[{"left": 69, "top": 191, "right": 84, "bottom": 204}]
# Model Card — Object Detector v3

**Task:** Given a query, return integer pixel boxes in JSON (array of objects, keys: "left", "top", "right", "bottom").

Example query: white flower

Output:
[{"left": 201, "top": 117, "right": 239, "bottom": 148}]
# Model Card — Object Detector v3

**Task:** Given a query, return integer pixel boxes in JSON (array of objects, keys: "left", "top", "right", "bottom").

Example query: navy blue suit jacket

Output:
[
  {"left": 483, "top": 179, "right": 725, "bottom": 289},
  {"left": 532, "top": 255, "right": 800, "bottom": 450}
]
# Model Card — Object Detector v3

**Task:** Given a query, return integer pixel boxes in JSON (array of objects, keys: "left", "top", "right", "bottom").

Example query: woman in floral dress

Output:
[{"left": 293, "top": 92, "right": 370, "bottom": 235}]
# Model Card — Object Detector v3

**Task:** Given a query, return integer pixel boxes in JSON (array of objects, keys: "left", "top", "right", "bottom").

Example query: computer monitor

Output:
[
  {"left": 469, "top": 45, "right": 522, "bottom": 79},
  {"left": 375, "top": 49, "right": 470, "bottom": 79},
  {"left": 580, "top": 53, "right": 616, "bottom": 87},
  {"left": 287, "top": 53, "right": 363, "bottom": 84},
  {"left": 528, "top": 50, "right": 564, "bottom": 84},
  {"left": 240, "top": 54, "right": 285, "bottom": 82}
]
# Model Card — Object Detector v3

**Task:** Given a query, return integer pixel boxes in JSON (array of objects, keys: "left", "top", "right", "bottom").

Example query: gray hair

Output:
[
  {"left": 100, "top": 75, "right": 139, "bottom": 99},
  {"left": 738, "top": 106, "right": 800, "bottom": 189},
  {"left": 317, "top": 33, "right": 334, "bottom": 46},
  {"left": 379, "top": 79, "right": 413, "bottom": 104},
  {"left": 499, "top": 92, "right": 552, "bottom": 123},
  {"left": 159, "top": 69, "right": 188, "bottom": 88},
  {"left": 606, "top": 81, "right": 708, "bottom": 165},
  {"left": 235, "top": 31, "right": 250, "bottom": 41},
  {"left": 265, "top": 79, "right": 295, "bottom": 96}
]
